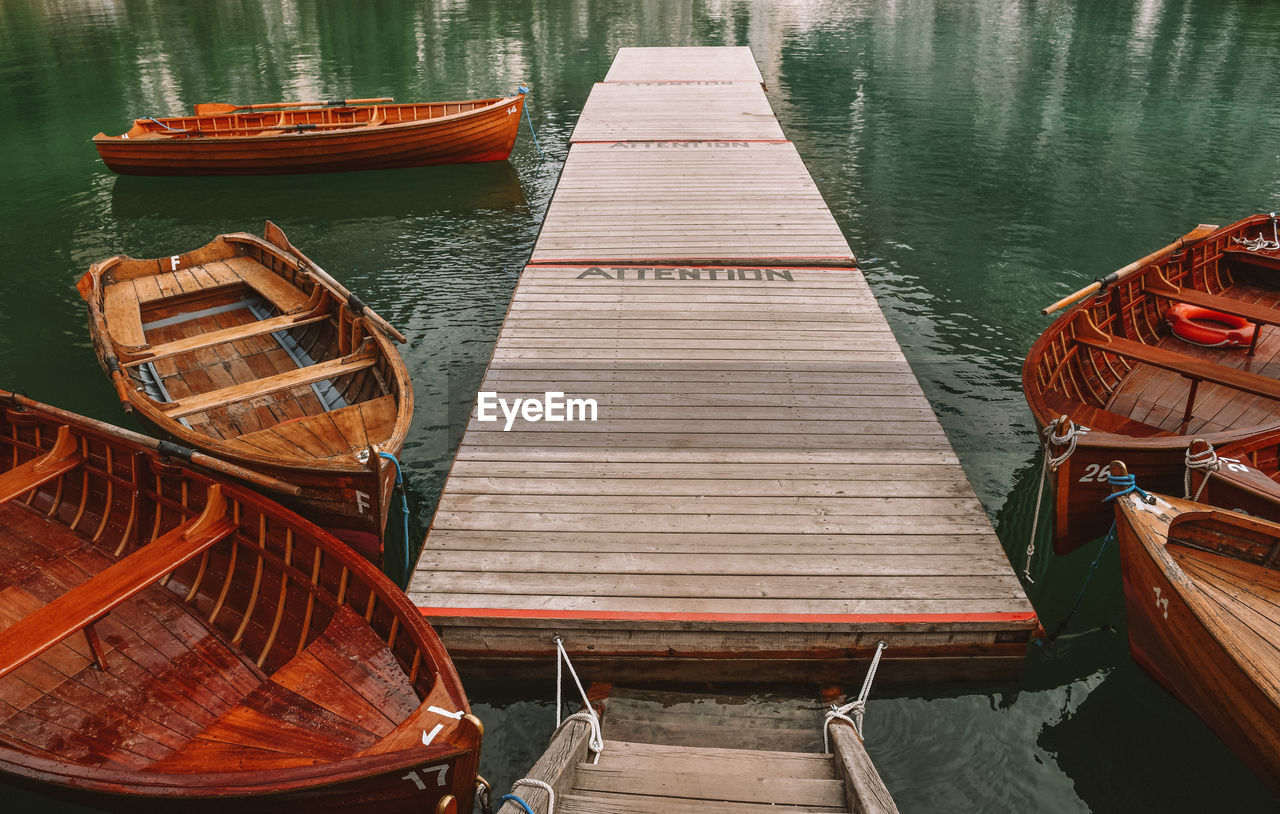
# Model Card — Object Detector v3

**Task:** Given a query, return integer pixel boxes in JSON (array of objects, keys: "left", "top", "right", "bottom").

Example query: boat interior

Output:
[
  {"left": 96, "top": 237, "right": 400, "bottom": 460},
  {"left": 1164, "top": 509, "right": 1280, "bottom": 681},
  {"left": 0, "top": 412, "right": 455, "bottom": 774},
  {"left": 1035, "top": 232, "right": 1280, "bottom": 438},
  {"left": 121, "top": 98, "right": 507, "bottom": 139}
]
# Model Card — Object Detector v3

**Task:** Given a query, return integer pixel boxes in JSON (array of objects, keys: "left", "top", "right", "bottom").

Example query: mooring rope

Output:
[
  {"left": 1232, "top": 213, "right": 1280, "bottom": 252},
  {"left": 1104, "top": 472, "right": 1153, "bottom": 504},
  {"left": 823, "top": 640, "right": 887, "bottom": 752},
  {"left": 1183, "top": 442, "right": 1219, "bottom": 502},
  {"left": 145, "top": 116, "right": 181, "bottom": 132},
  {"left": 554, "top": 636, "right": 603, "bottom": 761},
  {"left": 1023, "top": 417, "right": 1085, "bottom": 583},
  {"left": 378, "top": 451, "right": 412, "bottom": 584},
  {"left": 517, "top": 85, "right": 545, "bottom": 157}
]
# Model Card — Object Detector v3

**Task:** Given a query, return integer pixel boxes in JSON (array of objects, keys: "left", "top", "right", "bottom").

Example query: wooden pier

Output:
[
  {"left": 496, "top": 686, "right": 898, "bottom": 814},
  {"left": 408, "top": 46, "right": 1039, "bottom": 683}
]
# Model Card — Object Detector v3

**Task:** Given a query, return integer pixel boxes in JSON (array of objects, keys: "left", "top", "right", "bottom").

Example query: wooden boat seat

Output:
[
  {"left": 0, "top": 425, "right": 82, "bottom": 506},
  {"left": 1073, "top": 314, "right": 1280, "bottom": 403},
  {"left": 120, "top": 290, "right": 329, "bottom": 367},
  {"left": 160, "top": 340, "right": 378, "bottom": 419},
  {"left": 102, "top": 282, "right": 147, "bottom": 349},
  {"left": 0, "top": 484, "right": 235, "bottom": 680},
  {"left": 1223, "top": 246, "right": 1280, "bottom": 273},
  {"left": 220, "top": 255, "right": 312, "bottom": 313}
]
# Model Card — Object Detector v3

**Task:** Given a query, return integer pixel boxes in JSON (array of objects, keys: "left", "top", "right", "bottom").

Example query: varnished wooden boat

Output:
[
  {"left": 0, "top": 391, "right": 481, "bottom": 812},
  {"left": 1108, "top": 469, "right": 1280, "bottom": 795},
  {"left": 76, "top": 222, "right": 412, "bottom": 565},
  {"left": 1023, "top": 213, "right": 1280, "bottom": 553},
  {"left": 94, "top": 95, "right": 524, "bottom": 176}
]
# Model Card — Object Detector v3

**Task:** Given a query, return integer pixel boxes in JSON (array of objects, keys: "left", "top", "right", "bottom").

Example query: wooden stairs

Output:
[{"left": 498, "top": 687, "right": 898, "bottom": 814}]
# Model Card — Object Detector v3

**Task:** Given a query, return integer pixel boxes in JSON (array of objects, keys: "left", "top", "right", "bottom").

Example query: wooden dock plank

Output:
[
  {"left": 572, "top": 82, "right": 785, "bottom": 142},
  {"left": 604, "top": 47, "right": 765, "bottom": 83},
  {"left": 528, "top": 144, "right": 855, "bottom": 266}
]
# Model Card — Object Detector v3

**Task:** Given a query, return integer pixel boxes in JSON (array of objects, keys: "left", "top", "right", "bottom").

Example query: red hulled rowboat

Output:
[
  {"left": 94, "top": 94, "right": 524, "bottom": 175},
  {"left": 0, "top": 391, "right": 481, "bottom": 812}
]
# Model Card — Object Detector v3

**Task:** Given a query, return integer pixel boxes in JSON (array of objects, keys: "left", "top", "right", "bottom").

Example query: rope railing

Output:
[
  {"left": 823, "top": 640, "right": 887, "bottom": 752},
  {"left": 497, "top": 636, "right": 602, "bottom": 814}
]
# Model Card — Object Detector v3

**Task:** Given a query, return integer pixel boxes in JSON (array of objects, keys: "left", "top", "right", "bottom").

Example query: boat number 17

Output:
[{"left": 403, "top": 764, "right": 449, "bottom": 791}]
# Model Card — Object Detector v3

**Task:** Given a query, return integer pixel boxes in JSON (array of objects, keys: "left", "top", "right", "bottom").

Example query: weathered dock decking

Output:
[
  {"left": 408, "top": 46, "right": 1038, "bottom": 682},
  {"left": 497, "top": 687, "right": 898, "bottom": 814}
]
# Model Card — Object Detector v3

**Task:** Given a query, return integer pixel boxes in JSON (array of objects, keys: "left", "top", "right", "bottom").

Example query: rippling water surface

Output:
[{"left": 1, "top": 1, "right": 1278, "bottom": 810}]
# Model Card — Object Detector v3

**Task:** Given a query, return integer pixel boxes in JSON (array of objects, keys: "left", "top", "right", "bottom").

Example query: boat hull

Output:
[
  {"left": 95, "top": 96, "right": 523, "bottom": 176},
  {"left": 3, "top": 749, "right": 477, "bottom": 813},
  {"left": 1114, "top": 495, "right": 1280, "bottom": 793}
]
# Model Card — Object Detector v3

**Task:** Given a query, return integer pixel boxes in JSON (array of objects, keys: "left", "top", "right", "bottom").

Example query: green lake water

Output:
[{"left": 1, "top": 0, "right": 1278, "bottom": 810}]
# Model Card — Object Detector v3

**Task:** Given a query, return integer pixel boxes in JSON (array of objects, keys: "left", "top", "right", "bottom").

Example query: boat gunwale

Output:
[{"left": 91, "top": 95, "right": 521, "bottom": 144}]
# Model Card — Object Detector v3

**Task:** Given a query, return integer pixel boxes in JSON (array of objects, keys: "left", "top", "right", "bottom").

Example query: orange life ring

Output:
[{"left": 1165, "top": 302, "right": 1255, "bottom": 348}]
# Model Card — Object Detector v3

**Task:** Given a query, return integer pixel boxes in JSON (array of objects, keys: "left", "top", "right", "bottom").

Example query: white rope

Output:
[
  {"left": 1184, "top": 442, "right": 1219, "bottom": 502},
  {"left": 1023, "top": 418, "right": 1086, "bottom": 583},
  {"left": 824, "top": 640, "right": 887, "bottom": 753},
  {"left": 554, "top": 636, "right": 603, "bottom": 763},
  {"left": 511, "top": 778, "right": 555, "bottom": 814},
  {"left": 1232, "top": 214, "right": 1280, "bottom": 254}
]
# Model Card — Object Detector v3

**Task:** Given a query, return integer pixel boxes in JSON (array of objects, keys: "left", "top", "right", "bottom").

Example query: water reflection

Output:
[{"left": 108, "top": 161, "right": 527, "bottom": 222}]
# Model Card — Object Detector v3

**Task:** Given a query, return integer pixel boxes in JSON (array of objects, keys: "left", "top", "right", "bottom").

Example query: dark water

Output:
[{"left": 1, "top": 0, "right": 1278, "bottom": 810}]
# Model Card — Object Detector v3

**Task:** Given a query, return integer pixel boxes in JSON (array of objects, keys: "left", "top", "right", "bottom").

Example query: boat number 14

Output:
[
  {"left": 1079, "top": 457, "right": 1250, "bottom": 483},
  {"left": 402, "top": 764, "right": 449, "bottom": 791}
]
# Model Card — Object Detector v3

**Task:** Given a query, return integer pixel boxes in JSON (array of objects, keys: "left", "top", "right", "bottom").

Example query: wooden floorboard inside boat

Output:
[
  {"left": 1105, "top": 282, "right": 1280, "bottom": 435},
  {"left": 0, "top": 502, "right": 415, "bottom": 771}
]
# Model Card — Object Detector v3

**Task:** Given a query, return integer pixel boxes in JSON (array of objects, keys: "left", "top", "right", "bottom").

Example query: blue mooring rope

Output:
[
  {"left": 1103, "top": 472, "right": 1151, "bottom": 503},
  {"left": 517, "top": 85, "right": 544, "bottom": 157},
  {"left": 378, "top": 451, "right": 411, "bottom": 584},
  {"left": 497, "top": 795, "right": 537, "bottom": 814},
  {"left": 1037, "top": 471, "right": 1148, "bottom": 646},
  {"left": 145, "top": 116, "right": 181, "bottom": 132}
]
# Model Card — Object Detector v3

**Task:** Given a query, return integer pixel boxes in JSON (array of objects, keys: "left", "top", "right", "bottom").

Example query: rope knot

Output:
[
  {"left": 1043, "top": 417, "right": 1084, "bottom": 471},
  {"left": 1104, "top": 473, "right": 1154, "bottom": 504},
  {"left": 1184, "top": 442, "right": 1219, "bottom": 500}
]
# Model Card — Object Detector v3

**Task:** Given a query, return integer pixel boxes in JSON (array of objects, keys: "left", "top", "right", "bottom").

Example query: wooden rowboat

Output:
[
  {"left": 1108, "top": 468, "right": 1280, "bottom": 795},
  {"left": 76, "top": 222, "right": 412, "bottom": 566},
  {"left": 94, "top": 95, "right": 524, "bottom": 176},
  {"left": 1023, "top": 213, "right": 1280, "bottom": 553},
  {"left": 0, "top": 391, "right": 481, "bottom": 812}
]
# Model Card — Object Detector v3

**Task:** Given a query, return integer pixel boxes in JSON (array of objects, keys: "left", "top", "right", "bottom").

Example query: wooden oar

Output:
[
  {"left": 2, "top": 391, "right": 303, "bottom": 497},
  {"left": 193, "top": 97, "right": 393, "bottom": 115},
  {"left": 1041, "top": 223, "right": 1220, "bottom": 315},
  {"left": 263, "top": 221, "right": 408, "bottom": 344}
]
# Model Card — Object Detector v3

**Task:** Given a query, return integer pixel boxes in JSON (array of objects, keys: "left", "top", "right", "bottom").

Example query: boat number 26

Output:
[
  {"left": 402, "top": 763, "right": 449, "bottom": 791},
  {"left": 1079, "top": 457, "right": 1250, "bottom": 483}
]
